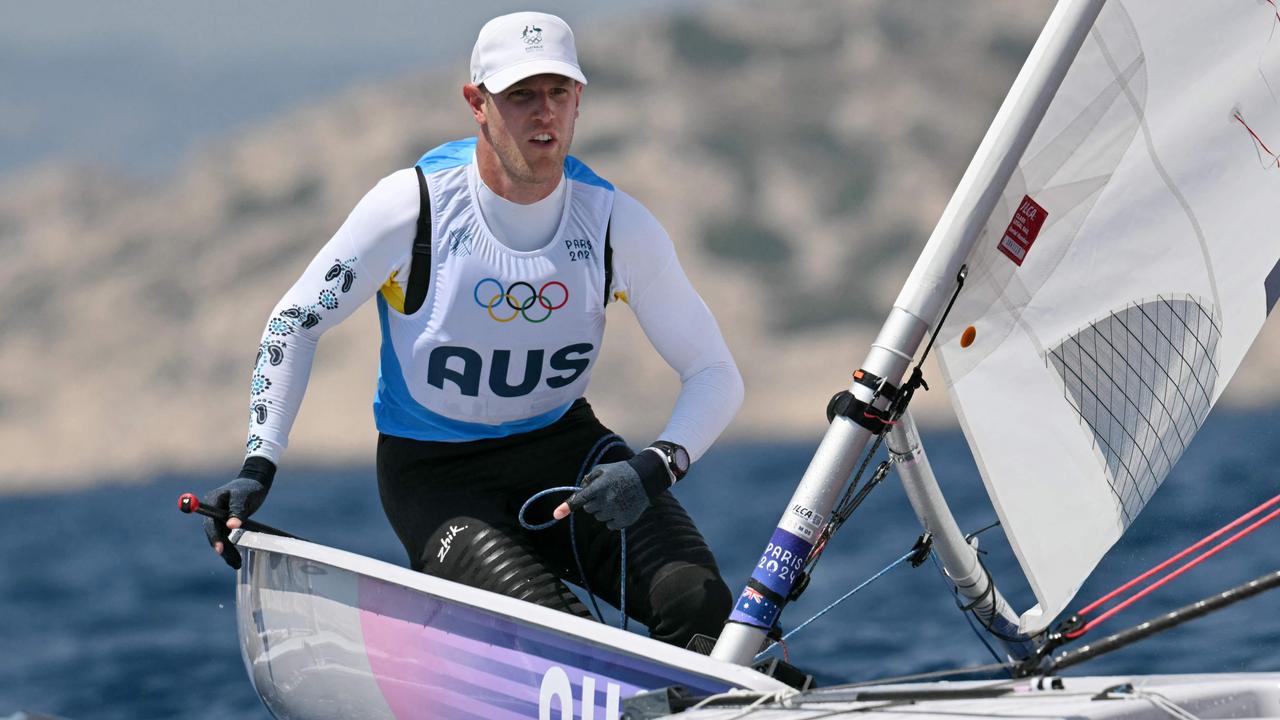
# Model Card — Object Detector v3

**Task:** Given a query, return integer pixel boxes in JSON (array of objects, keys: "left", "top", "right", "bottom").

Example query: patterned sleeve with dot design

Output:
[{"left": 243, "top": 169, "right": 418, "bottom": 464}]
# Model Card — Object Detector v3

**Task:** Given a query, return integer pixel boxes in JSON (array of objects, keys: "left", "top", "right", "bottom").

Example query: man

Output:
[{"left": 203, "top": 11, "right": 743, "bottom": 650}]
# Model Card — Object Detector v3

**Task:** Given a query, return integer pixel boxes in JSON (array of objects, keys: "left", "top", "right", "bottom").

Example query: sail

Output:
[{"left": 933, "top": 0, "right": 1280, "bottom": 633}]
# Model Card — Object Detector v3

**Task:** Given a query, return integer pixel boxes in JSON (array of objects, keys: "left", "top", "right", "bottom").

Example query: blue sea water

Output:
[{"left": 2, "top": 407, "right": 1278, "bottom": 719}]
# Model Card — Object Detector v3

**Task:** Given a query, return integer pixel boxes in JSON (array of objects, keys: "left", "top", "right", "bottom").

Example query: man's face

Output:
[{"left": 474, "top": 74, "right": 582, "bottom": 187}]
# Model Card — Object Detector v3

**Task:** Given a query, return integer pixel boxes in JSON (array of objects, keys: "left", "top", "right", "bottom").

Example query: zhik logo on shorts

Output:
[{"left": 437, "top": 524, "right": 469, "bottom": 564}]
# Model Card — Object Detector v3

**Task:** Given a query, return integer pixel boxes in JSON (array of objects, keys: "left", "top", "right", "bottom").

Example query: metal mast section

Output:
[
  {"left": 711, "top": 0, "right": 1107, "bottom": 665},
  {"left": 887, "top": 411, "right": 1036, "bottom": 660}
]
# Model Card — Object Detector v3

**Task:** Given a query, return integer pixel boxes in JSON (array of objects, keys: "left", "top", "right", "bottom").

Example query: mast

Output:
[
  {"left": 711, "top": 0, "right": 1108, "bottom": 666},
  {"left": 886, "top": 411, "right": 1035, "bottom": 660}
]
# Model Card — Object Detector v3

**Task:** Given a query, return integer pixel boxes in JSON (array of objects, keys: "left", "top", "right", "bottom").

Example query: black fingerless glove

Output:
[
  {"left": 202, "top": 457, "right": 277, "bottom": 569},
  {"left": 567, "top": 449, "right": 671, "bottom": 530}
]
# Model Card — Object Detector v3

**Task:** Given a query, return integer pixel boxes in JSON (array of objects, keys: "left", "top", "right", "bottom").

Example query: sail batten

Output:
[{"left": 932, "top": 1, "right": 1280, "bottom": 632}]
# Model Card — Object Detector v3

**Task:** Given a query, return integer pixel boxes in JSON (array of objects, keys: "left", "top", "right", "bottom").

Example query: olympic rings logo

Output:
[{"left": 473, "top": 278, "right": 569, "bottom": 323}]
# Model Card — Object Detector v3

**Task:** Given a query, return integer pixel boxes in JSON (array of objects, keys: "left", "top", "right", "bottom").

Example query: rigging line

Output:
[
  {"left": 932, "top": 541, "right": 1032, "bottom": 646},
  {"left": 844, "top": 266, "right": 965, "bottom": 521},
  {"left": 759, "top": 548, "right": 915, "bottom": 657},
  {"left": 697, "top": 690, "right": 794, "bottom": 720},
  {"left": 517, "top": 435, "right": 631, "bottom": 630},
  {"left": 806, "top": 441, "right": 883, "bottom": 569},
  {"left": 805, "top": 268, "right": 964, "bottom": 582},
  {"left": 1091, "top": 685, "right": 1202, "bottom": 720},
  {"left": 1129, "top": 689, "right": 1202, "bottom": 720},
  {"left": 917, "top": 265, "right": 968, "bottom": 365},
  {"left": 685, "top": 689, "right": 797, "bottom": 715},
  {"left": 1076, "top": 492, "right": 1280, "bottom": 617},
  {"left": 836, "top": 460, "right": 890, "bottom": 520},
  {"left": 1234, "top": 110, "right": 1278, "bottom": 162},
  {"left": 1067, "top": 502, "right": 1280, "bottom": 638},
  {"left": 964, "top": 519, "right": 1002, "bottom": 542},
  {"left": 835, "top": 441, "right": 880, "bottom": 521},
  {"left": 806, "top": 456, "right": 891, "bottom": 576},
  {"left": 519, "top": 484, "right": 631, "bottom": 631},
  {"left": 841, "top": 661, "right": 1016, "bottom": 688},
  {"left": 576, "top": 435, "right": 628, "bottom": 628},
  {"left": 1048, "top": 569, "right": 1280, "bottom": 674},
  {"left": 960, "top": 551, "right": 1029, "bottom": 644},
  {"left": 930, "top": 552, "right": 1005, "bottom": 665}
]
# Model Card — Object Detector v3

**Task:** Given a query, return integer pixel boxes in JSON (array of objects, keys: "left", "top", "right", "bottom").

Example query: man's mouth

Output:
[{"left": 530, "top": 133, "right": 555, "bottom": 146}]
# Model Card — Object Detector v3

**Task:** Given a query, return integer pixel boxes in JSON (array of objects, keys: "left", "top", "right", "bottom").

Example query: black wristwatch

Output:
[{"left": 649, "top": 441, "right": 690, "bottom": 483}]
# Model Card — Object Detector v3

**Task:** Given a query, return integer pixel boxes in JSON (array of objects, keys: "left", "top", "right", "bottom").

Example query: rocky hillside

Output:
[{"left": 3, "top": 1, "right": 1274, "bottom": 492}]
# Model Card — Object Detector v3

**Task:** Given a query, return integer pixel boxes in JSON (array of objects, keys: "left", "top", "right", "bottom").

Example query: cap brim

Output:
[{"left": 482, "top": 59, "right": 587, "bottom": 93}]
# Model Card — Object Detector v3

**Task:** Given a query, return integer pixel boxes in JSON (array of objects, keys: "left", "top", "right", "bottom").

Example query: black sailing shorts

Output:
[{"left": 375, "top": 398, "right": 733, "bottom": 648}]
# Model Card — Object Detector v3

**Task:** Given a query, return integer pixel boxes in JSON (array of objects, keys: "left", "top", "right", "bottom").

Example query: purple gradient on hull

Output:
[{"left": 355, "top": 575, "right": 731, "bottom": 719}]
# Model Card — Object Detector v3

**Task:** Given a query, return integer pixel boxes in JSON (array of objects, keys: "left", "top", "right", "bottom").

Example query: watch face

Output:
[{"left": 672, "top": 446, "right": 690, "bottom": 474}]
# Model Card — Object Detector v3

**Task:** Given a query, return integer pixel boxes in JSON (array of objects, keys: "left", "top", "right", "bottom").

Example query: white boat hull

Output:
[{"left": 232, "top": 530, "right": 789, "bottom": 720}]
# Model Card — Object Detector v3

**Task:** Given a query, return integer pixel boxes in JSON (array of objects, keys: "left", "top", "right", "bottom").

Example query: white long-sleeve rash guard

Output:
[{"left": 244, "top": 167, "right": 743, "bottom": 468}]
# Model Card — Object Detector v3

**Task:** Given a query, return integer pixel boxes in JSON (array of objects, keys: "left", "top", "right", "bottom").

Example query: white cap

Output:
[{"left": 470, "top": 12, "right": 587, "bottom": 93}]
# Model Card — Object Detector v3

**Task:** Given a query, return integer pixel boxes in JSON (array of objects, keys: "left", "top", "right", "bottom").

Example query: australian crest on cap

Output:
[{"left": 470, "top": 11, "right": 586, "bottom": 92}]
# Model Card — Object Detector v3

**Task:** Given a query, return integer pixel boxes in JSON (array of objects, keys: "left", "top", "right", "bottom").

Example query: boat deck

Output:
[{"left": 659, "top": 673, "right": 1280, "bottom": 719}]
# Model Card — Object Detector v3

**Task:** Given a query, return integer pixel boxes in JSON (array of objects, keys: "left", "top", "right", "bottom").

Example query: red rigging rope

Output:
[{"left": 1065, "top": 493, "right": 1280, "bottom": 639}]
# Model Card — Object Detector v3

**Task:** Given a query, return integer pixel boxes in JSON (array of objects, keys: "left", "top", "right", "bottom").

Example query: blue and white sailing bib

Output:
[{"left": 374, "top": 139, "right": 615, "bottom": 442}]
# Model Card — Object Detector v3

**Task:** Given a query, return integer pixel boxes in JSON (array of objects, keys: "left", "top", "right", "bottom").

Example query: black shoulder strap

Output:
[
  {"left": 602, "top": 215, "right": 614, "bottom": 305},
  {"left": 404, "top": 166, "right": 433, "bottom": 315}
]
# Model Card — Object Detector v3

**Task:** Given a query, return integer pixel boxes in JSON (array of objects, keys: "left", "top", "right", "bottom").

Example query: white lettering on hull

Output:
[{"left": 538, "top": 666, "right": 621, "bottom": 720}]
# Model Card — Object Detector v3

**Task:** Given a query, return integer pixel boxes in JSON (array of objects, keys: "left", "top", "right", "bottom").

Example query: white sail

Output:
[{"left": 933, "top": 0, "right": 1280, "bottom": 633}]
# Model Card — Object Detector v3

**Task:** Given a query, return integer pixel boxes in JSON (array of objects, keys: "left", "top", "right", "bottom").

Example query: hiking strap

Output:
[
  {"left": 405, "top": 165, "right": 614, "bottom": 313},
  {"left": 602, "top": 217, "right": 614, "bottom": 305},
  {"left": 404, "top": 165, "right": 433, "bottom": 315}
]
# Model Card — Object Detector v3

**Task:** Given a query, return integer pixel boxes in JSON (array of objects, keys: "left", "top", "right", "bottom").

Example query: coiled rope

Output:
[{"left": 518, "top": 434, "right": 631, "bottom": 630}]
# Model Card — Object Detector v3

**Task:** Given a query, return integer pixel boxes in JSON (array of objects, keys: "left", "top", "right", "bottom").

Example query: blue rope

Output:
[
  {"left": 517, "top": 486, "right": 580, "bottom": 531},
  {"left": 577, "top": 433, "right": 624, "bottom": 486},
  {"left": 576, "top": 434, "right": 626, "bottom": 627},
  {"left": 756, "top": 548, "right": 915, "bottom": 660},
  {"left": 517, "top": 435, "right": 630, "bottom": 630}
]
